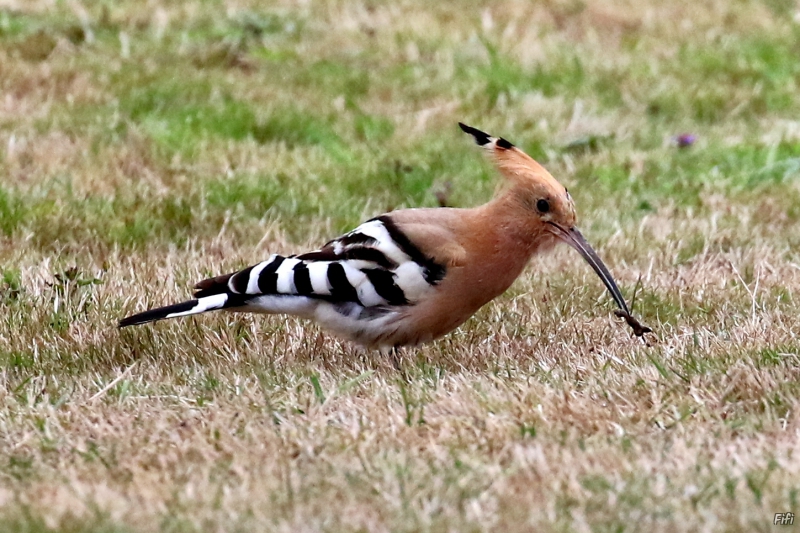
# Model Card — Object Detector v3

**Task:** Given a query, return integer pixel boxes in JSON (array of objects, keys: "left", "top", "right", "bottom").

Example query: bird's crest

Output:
[{"left": 458, "top": 122, "right": 563, "bottom": 194}]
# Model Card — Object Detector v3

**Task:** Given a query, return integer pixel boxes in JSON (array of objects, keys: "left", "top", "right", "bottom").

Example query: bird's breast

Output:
[{"left": 385, "top": 239, "right": 537, "bottom": 346}]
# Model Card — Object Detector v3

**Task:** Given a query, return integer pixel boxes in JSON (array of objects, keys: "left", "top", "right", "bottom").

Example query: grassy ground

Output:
[{"left": 1, "top": 0, "right": 799, "bottom": 531}]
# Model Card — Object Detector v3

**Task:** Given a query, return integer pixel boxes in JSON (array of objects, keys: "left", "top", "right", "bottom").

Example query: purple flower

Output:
[{"left": 675, "top": 134, "right": 697, "bottom": 148}]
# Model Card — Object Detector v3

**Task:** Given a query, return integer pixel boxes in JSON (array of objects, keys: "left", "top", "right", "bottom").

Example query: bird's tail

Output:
[{"left": 118, "top": 293, "right": 232, "bottom": 328}]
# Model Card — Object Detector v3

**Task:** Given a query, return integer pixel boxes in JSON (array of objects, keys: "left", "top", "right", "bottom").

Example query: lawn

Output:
[{"left": 1, "top": 0, "right": 799, "bottom": 531}]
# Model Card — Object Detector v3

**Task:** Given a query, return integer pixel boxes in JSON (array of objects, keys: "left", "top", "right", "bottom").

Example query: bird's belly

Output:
[{"left": 312, "top": 301, "right": 405, "bottom": 348}]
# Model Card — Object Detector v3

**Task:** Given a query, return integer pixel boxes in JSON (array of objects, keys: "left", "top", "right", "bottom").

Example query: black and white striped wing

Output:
[
  {"left": 197, "top": 215, "right": 446, "bottom": 309},
  {"left": 118, "top": 215, "right": 447, "bottom": 328}
]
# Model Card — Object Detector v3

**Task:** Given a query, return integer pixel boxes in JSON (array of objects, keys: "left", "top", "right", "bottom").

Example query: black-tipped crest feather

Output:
[
  {"left": 458, "top": 122, "right": 491, "bottom": 145},
  {"left": 458, "top": 122, "right": 514, "bottom": 150}
]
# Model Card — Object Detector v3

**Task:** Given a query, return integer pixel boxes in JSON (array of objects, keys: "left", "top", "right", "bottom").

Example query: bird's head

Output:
[{"left": 459, "top": 122, "right": 630, "bottom": 315}]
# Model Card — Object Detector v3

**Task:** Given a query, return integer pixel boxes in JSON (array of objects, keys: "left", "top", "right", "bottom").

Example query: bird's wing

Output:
[
  {"left": 192, "top": 213, "right": 454, "bottom": 309},
  {"left": 119, "top": 211, "right": 460, "bottom": 329}
]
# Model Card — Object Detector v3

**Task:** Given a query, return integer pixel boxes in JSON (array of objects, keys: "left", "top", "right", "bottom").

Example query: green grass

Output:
[{"left": 1, "top": 0, "right": 800, "bottom": 531}]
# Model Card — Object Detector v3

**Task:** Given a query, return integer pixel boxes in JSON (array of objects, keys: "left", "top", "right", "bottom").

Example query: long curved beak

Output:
[{"left": 549, "top": 223, "right": 630, "bottom": 315}]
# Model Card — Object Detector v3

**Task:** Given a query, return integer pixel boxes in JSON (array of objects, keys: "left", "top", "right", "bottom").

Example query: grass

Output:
[{"left": 1, "top": 0, "right": 800, "bottom": 531}]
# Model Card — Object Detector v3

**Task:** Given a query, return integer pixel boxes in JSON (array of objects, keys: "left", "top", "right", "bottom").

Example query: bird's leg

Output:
[
  {"left": 389, "top": 346, "right": 416, "bottom": 384},
  {"left": 389, "top": 346, "right": 403, "bottom": 372}
]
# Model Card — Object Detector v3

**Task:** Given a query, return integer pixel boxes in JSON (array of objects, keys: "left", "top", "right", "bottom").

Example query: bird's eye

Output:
[{"left": 536, "top": 199, "right": 550, "bottom": 214}]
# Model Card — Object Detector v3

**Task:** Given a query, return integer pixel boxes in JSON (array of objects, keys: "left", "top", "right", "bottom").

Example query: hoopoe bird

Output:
[{"left": 120, "top": 123, "right": 643, "bottom": 347}]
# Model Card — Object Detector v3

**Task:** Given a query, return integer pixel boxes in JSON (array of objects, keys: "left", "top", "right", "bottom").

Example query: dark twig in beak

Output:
[{"left": 613, "top": 310, "right": 652, "bottom": 337}]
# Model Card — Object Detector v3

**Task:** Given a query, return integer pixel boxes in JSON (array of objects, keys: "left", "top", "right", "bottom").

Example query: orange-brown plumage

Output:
[{"left": 120, "top": 123, "right": 639, "bottom": 348}]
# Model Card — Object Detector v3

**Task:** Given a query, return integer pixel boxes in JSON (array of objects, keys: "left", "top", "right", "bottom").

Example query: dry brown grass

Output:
[{"left": 1, "top": 0, "right": 800, "bottom": 531}]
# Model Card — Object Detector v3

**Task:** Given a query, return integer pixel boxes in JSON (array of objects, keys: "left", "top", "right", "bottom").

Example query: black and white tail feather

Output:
[{"left": 119, "top": 215, "right": 446, "bottom": 345}]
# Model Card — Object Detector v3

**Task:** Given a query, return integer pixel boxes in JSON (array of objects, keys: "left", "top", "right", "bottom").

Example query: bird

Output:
[{"left": 119, "top": 122, "right": 639, "bottom": 348}]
